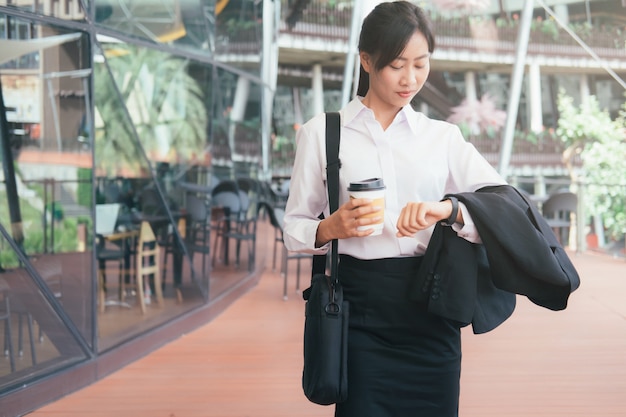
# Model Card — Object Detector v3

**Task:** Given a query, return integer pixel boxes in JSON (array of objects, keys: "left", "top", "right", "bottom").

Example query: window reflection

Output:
[
  {"left": 0, "top": 227, "right": 89, "bottom": 392},
  {"left": 94, "top": 42, "right": 208, "bottom": 350},
  {"left": 214, "top": 0, "right": 262, "bottom": 75},
  {"left": 0, "top": 0, "right": 85, "bottom": 20},
  {"left": 94, "top": 0, "right": 217, "bottom": 57},
  {"left": 0, "top": 20, "right": 94, "bottom": 353}
]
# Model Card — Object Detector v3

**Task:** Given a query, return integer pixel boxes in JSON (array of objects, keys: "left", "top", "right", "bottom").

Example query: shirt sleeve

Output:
[
  {"left": 445, "top": 125, "right": 506, "bottom": 244},
  {"left": 282, "top": 115, "right": 331, "bottom": 255}
]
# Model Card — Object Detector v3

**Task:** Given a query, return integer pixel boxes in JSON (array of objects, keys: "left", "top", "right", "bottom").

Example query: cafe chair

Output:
[
  {"left": 135, "top": 221, "right": 164, "bottom": 313},
  {"left": 210, "top": 180, "right": 242, "bottom": 267},
  {"left": 0, "top": 282, "right": 16, "bottom": 372},
  {"left": 0, "top": 280, "right": 38, "bottom": 370},
  {"left": 184, "top": 194, "right": 212, "bottom": 279},
  {"left": 222, "top": 189, "right": 258, "bottom": 271},
  {"left": 258, "top": 202, "right": 311, "bottom": 300},
  {"left": 160, "top": 216, "right": 187, "bottom": 294},
  {"left": 541, "top": 191, "right": 577, "bottom": 245},
  {"left": 96, "top": 235, "right": 127, "bottom": 314},
  {"left": 258, "top": 180, "right": 288, "bottom": 210},
  {"left": 12, "top": 301, "right": 37, "bottom": 366}
]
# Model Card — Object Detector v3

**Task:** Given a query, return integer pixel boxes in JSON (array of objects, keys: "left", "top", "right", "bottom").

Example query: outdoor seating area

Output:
[{"left": 94, "top": 173, "right": 293, "bottom": 315}]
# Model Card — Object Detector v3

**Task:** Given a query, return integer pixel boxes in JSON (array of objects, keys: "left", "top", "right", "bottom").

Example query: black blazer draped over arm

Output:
[{"left": 410, "top": 185, "right": 581, "bottom": 334}]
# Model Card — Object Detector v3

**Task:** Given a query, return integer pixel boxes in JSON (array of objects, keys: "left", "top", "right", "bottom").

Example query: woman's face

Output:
[{"left": 360, "top": 31, "right": 431, "bottom": 113}]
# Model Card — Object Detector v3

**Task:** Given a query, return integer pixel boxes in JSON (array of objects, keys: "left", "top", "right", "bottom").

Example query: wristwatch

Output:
[{"left": 440, "top": 196, "right": 458, "bottom": 226}]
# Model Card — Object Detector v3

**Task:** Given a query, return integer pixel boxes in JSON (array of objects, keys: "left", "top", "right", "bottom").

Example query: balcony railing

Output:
[
  {"left": 277, "top": 1, "right": 626, "bottom": 60},
  {"left": 269, "top": 129, "right": 580, "bottom": 176}
]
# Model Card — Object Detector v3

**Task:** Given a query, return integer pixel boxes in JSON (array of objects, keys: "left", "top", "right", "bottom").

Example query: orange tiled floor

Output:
[{"left": 29, "top": 250, "right": 626, "bottom": 417}]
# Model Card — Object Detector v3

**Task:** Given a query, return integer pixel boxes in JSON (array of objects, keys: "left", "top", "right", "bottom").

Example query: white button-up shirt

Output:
[{"left": 283, "top": 98, "right": 506, "bottom": 259}]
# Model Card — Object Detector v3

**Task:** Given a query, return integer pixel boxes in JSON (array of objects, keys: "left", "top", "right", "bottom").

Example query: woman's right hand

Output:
[{"left": 314, "top": 198, "right": 383, "bottom": 247}]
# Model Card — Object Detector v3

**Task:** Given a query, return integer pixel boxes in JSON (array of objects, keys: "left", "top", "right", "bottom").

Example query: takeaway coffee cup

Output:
[{"left": 348, "top": 178, "right": 386, "bottom": 236}]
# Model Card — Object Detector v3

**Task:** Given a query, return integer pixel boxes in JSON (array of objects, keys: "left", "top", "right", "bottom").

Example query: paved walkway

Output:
[{"left": 29, "top": 250, "right": 626, "bottom": 417}]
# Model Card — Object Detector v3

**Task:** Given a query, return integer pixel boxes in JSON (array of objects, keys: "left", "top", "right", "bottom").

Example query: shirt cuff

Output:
[
  {"left": 451, "top": 202, "right": 482, "bottom": 244},
  {"left": 283, "top": 219, "right": 331, "bottom": 255}
]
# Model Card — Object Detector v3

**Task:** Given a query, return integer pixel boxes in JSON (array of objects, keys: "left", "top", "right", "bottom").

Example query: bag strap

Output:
[
  {"left": 325, "top": 112, "right": 341, "bottom": 285},
  {"left": 311, "top": 112, "right": 340, "bottom": 284}
]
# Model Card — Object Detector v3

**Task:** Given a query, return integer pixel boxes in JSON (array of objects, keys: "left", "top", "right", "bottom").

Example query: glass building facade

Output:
[{"left": 0, "top": 0, "right": 273, "bottom": 413}]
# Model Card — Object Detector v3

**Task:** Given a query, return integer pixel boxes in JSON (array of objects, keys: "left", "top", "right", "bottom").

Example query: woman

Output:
[{"left": 283, "top": 2, "right": 506, "bottom": 416}]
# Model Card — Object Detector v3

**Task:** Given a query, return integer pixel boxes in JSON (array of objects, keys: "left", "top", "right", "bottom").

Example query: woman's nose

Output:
[{"left": 400, "top": 69, "right": 415, "bottom": 86}]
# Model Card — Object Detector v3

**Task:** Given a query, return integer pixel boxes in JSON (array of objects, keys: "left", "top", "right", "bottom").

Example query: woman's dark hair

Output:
[{"left": 356, "top": 1, "right": 435, "bottom": 97}]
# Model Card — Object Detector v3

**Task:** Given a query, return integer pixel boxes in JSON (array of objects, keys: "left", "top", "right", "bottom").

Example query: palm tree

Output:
[{"left": 94, "top": 44, "right": 208, "bottom": 175}]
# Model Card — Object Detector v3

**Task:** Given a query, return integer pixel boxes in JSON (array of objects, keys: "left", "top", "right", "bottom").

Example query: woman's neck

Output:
[{"left": 361, "top": 96, "right": 401, "bottom": 131}]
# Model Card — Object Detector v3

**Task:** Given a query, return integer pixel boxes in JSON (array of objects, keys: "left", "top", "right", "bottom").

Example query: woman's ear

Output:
[{"left": 359, "top": 51, "right": 372, "bottom": 73}]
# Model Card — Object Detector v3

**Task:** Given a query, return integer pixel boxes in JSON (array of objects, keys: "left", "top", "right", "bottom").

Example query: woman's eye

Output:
[{"left": 390, "top": 64, "right": 402, "bottom": 70}]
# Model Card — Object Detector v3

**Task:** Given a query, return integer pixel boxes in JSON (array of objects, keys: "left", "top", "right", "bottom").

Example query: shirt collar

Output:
[
  {"left": 400, "top": 104, "right": 420, "bottom": 137},
  {"left": 342, "top": 97, "right": 369, "bottom": 127},
  {"left": 343, "top": 97, "right": 420, "bottom": 137}
]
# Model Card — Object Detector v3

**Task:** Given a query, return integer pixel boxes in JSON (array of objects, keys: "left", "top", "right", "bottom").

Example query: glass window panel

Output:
[
  {"left": 94, "top": 0, "right": 215, "bottom": 57},
  {"left": 95, "top": 40, "right": 248, "bottom": 350},
  {"left": 210, "top": 69, "right": 262, "bottom": 178},
  {"left": 0, "top": 227, "right": 89, "bottom": 392},
  {"left": 214, "top": 0, "right": 262, "bottom": 76},
  {"left": 0, "top": 21, "right": 94, "bottom": 349}
]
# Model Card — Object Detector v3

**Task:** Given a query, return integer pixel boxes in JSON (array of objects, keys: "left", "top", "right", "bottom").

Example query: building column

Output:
[
  {"left": 579, "top": 74, "right": 590, "bottom": 104},
  {"left": 261, "top": 0, "right": 279, "bottom": 179},
  {"left": 229, "top": 76, "right": 250, "bottom": 163},
  {"left": 528, "top": 63, "right": 543, "bottom": 133},
  {"left": 312, "top": 63, "right": 324, "bottom": 116},
  {"left": 465, "top": 71, "right": 477, "bottom": 102},
  {"left": 534, "top": 173, "right": 546, "bottom": 198}
]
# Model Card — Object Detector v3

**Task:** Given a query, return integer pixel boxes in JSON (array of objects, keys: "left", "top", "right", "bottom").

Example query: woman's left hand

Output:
[{"left": 396, "top": 200, "right": 452, "bottom": 237}]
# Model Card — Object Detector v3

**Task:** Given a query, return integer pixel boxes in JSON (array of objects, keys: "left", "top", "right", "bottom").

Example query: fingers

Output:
[
  {"left": 396, "top": 204, "right": 420, "bottom": 237},
  {"left": 333, "top": 198, "right": 383, "bottom": 238},
  {"left": 395, "top": 202, "right": 436, "bottom": 237}
]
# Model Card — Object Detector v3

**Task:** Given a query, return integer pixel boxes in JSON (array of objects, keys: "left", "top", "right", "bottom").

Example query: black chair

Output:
[
  {"left": 211, "top": 180, "right": 243, "bottom": 267},
  {"left": 225, "top": 177, "right": 263, "bottom": 271},
  {"left": 96, "top": 236, "right": 125, "bottom": 309},
  {"left": 184, "top": 193, "right": 212, "bottom": 278},
  {"left": 259, "top": 202, "right": 311, "bottom": 300},
  {"left": 0, "top": 279, "right": 38, "bottom": 370},
  {"left": 227, "top": 190, "right": 259, "bottom": 271},
  {"left": 159, "top": 216, "right": 187, "bottom": 291},
  {"left": 96, "top": 231, "right": 135, "bottom": 312},
  {"left": 0, "top": 281, "right": 16, "bottom": 372},
  {"left": 259, "top": 180, "right": 288, "bottom": 209},
  {"left": 541, "top": 191, "right": 578, "bottom": 245}
]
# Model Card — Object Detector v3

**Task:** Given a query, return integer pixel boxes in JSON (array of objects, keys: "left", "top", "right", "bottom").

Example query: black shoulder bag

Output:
[{"left": 301, "top": 112, "right": 349, "bottom": 405}]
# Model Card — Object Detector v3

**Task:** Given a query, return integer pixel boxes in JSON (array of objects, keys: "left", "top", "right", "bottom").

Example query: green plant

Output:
[
  {"left": 538, "top": 17, "right": 560, "bottom": 40},
  {"left": 95, "top": 45, "right": 208, "bottom": 174},
  {"left": 76, "top": 168, "right": 93, "bottom": 207},
  {"left": 556, "top": 91, "right": 626, "bottom": 240}
]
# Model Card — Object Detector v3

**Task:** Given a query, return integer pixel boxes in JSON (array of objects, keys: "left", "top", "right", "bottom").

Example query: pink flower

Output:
[{"left": 447, "top": 94, "right": 507, "bottom": 135}]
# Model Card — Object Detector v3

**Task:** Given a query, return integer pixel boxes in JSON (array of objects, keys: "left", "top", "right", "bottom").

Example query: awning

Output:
[{"left": 0, "top": 33, "right": 82, "bottom": 65}]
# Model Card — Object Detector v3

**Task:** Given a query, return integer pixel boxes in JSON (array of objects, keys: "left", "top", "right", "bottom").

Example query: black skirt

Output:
[{"left": 335, "top": 255, "right": 461, "bottom": 417}]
